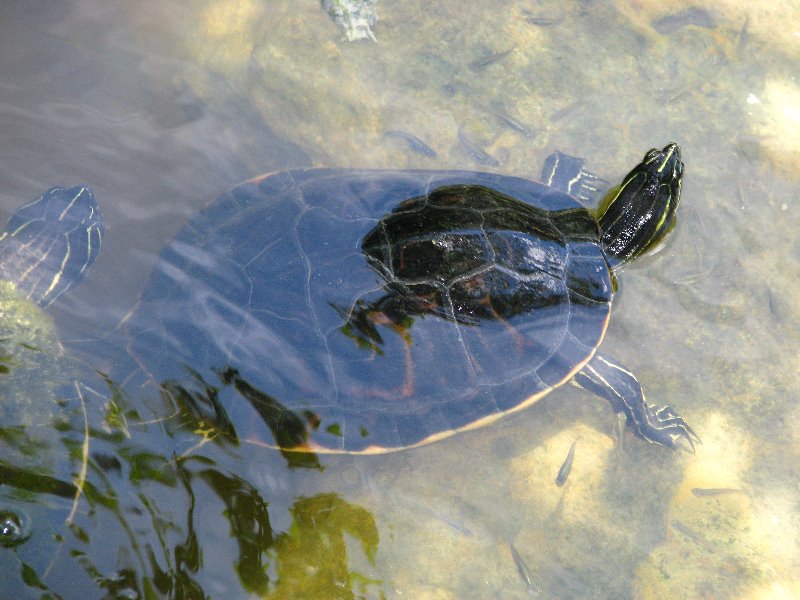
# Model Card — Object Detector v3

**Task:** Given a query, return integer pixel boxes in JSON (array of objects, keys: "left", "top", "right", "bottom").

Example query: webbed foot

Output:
[{"left": 575, "top": 354, "right": 700, "bottom": 451}]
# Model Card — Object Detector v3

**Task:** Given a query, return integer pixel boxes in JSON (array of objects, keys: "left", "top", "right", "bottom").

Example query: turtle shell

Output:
[{"left": 127, "top": 169, "right": 614, "bottom": 453}]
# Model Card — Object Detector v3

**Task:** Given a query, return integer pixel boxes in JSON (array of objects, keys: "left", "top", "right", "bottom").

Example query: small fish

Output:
[
  {"left": 736, "top": 15, "right": 750, "bottom": 58},
  {"left": 691, "top": 487, "right": 745, "bottom": 497},
  {"left": 484, "top": 105, "right": 535, "bottom": 138},
  {"left": 659, "top": 53, "right": 724, "bottom": 104},
  {"left": 549, "top": 100, "right": 584, "bottom": 123},
  {"left": 457, "top": 127, "right": 500, "bottom": 166},
  {"left": 428, "top": 510, "right": 473, "bottom": 537},
  {"left": 469, "top": 47, "right": 515, "bottom": 71},
  {"left": 509, "top": 542, "right": 541, "bottom": 595},
  {"left": 384, "top": 130, "right": 437, "bottom": 158},
  {"left": 555, "top": 440, "right": 577, "bottom": 487},
  {"left": 612, "top": 411, "right": 628, "bottom": 451},
  {"left": 525, "top": 14, "right": 565, "bottom": 27},
  {"left": 381, "top": 486, "right": 473, "bottom": 537},
  {"left": 766, "top": 287, "right": 784, "bottom": 319},
  {"left": 651, "top": 7, "right": 715, "bottom": 35},
  {"left": 671, "top": 520, "right": 715, "bottom": 552}
]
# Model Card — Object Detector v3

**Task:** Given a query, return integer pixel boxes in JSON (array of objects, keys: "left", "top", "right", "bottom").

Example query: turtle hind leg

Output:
[{"left": 574, "top": 354, "right": 700, "bottom": 451}]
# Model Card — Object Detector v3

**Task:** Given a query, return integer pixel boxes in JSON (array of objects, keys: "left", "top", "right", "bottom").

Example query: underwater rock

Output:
[{"left": 321, "top": 0, "right": 378, "bottom": 42}]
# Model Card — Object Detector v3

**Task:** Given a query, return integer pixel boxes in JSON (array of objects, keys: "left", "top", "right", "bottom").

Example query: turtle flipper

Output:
[
  {"left": 575, "top": 354, "right": 699, "bottom": 450},
  {"left": 539, "top": 151, "right": 607, "bottom": 203}
]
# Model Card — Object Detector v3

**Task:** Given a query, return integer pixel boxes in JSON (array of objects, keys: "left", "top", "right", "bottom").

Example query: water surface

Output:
[{"left": 1, "top": 1, "right": 799, "bottom": 598}]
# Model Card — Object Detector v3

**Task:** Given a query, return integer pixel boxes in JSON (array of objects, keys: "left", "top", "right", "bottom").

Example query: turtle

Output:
[
  {"left": 0, "top": 185, "right": 103, "bottom": 427},
  {"left": 0, "top": 185, "right": 102, "bottom": 556},
  {"left": 126, "top": 142, "right": 697, "bottom": 454}
]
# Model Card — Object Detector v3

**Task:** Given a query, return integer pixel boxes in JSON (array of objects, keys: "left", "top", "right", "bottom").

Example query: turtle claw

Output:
[
  {"left": 639, "top": 404, "right": 701, "bottom": 452},
  {"left": 576, "top": 355, "right": 700, "bottom": 452}
]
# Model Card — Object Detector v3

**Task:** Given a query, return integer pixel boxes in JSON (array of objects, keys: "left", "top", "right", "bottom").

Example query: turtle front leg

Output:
[{"left": 574, "top": 354, "right": 700, "bottom": 451}]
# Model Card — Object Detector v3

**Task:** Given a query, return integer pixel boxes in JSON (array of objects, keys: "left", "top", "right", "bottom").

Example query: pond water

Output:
[{"left": 1, "top": 1, "right": 799, "bottom": 598}]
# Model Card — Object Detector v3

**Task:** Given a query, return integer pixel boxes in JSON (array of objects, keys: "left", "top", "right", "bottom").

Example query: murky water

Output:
[{"left": 1, "top": 1, "right": 799, "bottom": 598}]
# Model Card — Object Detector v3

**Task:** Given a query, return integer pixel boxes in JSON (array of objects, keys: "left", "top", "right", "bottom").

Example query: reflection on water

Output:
[
  {"left": 1, "top": 374, "right": 379, "bottom": 597},
  {"left": 2, "top": 0, "right": 800, "bottom": 597}
]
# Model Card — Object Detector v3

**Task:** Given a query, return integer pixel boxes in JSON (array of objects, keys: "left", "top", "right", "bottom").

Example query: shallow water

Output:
[{"left": 1, "top": 1, "right": 800, "bottom": 598}]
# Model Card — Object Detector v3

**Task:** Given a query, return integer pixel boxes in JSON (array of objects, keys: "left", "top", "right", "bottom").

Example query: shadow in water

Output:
[{"left": 0, "top": 372, "right": 381, "bottom": 599}]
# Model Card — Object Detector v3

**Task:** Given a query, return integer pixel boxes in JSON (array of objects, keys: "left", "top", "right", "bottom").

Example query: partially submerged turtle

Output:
[
  {"left": 0, "top": 185, "right": 102, "bottom": 427},
  {"left": 0, "top": 186, "right": 102, "bottom": 575},
  {"left": 127, "top": 143, "right": 697, "bottom": 454}
]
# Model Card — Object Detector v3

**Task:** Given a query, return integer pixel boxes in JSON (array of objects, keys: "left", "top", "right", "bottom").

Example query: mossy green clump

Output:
[{"left": 0, "top": 280, "right": 66, "bottom": 426}]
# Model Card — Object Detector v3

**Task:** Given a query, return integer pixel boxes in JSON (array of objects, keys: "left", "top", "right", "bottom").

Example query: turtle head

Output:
[
  {"left": 0, "top": 186, "right": 103, "bottom": 307},
  {"left": 597, "top": 143, "right": 683, "bottom": 268}
]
